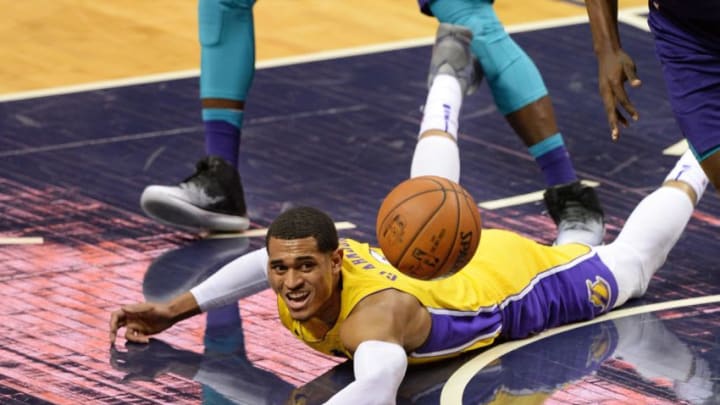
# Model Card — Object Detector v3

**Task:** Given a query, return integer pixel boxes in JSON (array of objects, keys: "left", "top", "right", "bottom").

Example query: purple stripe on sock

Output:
[
  {"left": 535, "top": 146, "right": 577, "bottom": 186},
  {"left": 204, "top": 120, "right": 240, "bottom": 168}
]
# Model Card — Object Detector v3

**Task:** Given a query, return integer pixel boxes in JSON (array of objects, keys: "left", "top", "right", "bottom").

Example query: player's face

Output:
[{"left": 267, "top": 236, "right": 342, "bottom": 323}]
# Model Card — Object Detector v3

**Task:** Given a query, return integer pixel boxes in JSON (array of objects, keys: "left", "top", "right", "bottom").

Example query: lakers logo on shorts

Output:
[{"left": 586, "top": 276, "right": 612, "bottom": 313}]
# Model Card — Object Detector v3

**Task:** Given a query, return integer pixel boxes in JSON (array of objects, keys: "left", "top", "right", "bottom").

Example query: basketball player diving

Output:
[{"left": 109, "top": 24, "right": 709, "bottom": 404}]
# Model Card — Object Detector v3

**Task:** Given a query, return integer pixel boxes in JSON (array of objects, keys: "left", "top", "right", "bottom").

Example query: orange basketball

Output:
[{"left": 376, "top": 176, "right": 482, "bottom": 280}]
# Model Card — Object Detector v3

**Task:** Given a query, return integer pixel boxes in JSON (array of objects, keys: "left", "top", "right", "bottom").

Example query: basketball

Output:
[{"left": 376, "top": 176, "right": 482, "bottom": 280}]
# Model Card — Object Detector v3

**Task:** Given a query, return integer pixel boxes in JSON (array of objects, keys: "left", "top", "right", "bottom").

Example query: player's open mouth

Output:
[{"left": 285, "top": 291, "right": 311, "bottom": 310}]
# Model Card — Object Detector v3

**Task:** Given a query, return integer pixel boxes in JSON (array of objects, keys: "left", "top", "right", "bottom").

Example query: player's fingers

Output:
[
  {"left": 622, "top": 102, "right": 639, "bottom": 122},
  {"left": 612, "top": 109, "right": 630, "bottom": 141},
  {"left": 624, "top": 63, "right": 642, "bottom": 87},
  {"left": 125, "top": 328, "right": 150, "bottom": 344},
  {"left": 616, "top": 109, "right": 629, "bottom": 128},
  {"left": 608, "top": 117, "right": 620, "bottom": 141},
  {"left": 615, "top": 90, "right": 639, "bottom": 122},
  {"left": 600, "top": 89, "right": 620, "bottom": 140},
  {"left": 109, "top": 309, "right": 125, "bottom": 344}
]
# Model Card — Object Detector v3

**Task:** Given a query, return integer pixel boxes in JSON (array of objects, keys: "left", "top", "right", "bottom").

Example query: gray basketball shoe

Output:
[
  {"left": 544, "top": 181, "right": 605, "bottom": 246},
  {"left": 427, "top": 23, "right": 483, "bottom": 95},
  {"left": 140, "top": 156, "right": 250, "bottom": 232}
]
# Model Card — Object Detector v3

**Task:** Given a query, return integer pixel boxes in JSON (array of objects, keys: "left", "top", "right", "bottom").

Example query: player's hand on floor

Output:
[
  {"left": 109, "top": 302, "right": 176, "bottom": 344},
  {"left": 596, "top": 48, "right": 642, "bottom": 141}
]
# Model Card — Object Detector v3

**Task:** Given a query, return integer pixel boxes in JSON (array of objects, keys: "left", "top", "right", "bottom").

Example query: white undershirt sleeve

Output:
[
  {"left": 324, "top": 340, "right": 408, "bottom": 405},
  {"left": 190, "top": 247, "right": 269, "bottom": 312}
]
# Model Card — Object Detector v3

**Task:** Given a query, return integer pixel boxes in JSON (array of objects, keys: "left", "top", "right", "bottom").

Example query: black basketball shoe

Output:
[
  {"left": 140, "top": 156, "right": 249, "bottom": 232},
  {"left": 543, "top": 181, "right": 605, "bottom": 246}
]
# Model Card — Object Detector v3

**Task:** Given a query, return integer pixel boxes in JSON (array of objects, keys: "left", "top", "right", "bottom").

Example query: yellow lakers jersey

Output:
[{"left": 278, "top": 230, "right": 616, "bottom": 364}]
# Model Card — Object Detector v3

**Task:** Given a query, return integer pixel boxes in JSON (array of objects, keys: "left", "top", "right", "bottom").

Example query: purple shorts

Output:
[
  {"left": 417, "top": 0, "right": 432, "bottom": 15},
  {"left": 648, "top": 7, "right": 720, "bottom": 160}
]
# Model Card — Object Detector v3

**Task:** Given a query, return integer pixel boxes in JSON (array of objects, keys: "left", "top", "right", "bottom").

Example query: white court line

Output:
[
  {"left": 0, "top": 105, "right": 368, "bottom": 158},
  {"left": 617, "top": 6, "right": 651, "bottom": 15},
  {"left": 618, "top": 10, "right": 651, "bottom": 32},
  {"left": 663, "top": 139, "right": 688, "bottom": 156},
  {"left": 205, "top": 221, "right": 356, "bottom": 239},
  {"left": 440, "top": 294, "right": 720, "bottom": 405},
  {"left": 478, "top": 180, "right": 600, "bottom": 210},
  {"left": 0, "top": 14, "right": 596, "bottom": 103},
  {"left": 0, "top": 237, "right": 44, "bottom": 245},
  {"left": 619, "top": 13, "right": 651, "bottom": 32},
  {"left": 0, "top": 126, "right": 199, "bottom": 158}
]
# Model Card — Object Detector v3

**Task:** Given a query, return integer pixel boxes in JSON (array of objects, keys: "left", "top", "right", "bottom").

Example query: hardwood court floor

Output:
[{"left": 1, "top": 0, "right": 646, "bottom": 94}]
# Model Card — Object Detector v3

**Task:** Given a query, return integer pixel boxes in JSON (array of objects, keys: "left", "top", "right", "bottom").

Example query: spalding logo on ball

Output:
[{"left": 376, "top": 176, "right": 482, "bottom": 280}]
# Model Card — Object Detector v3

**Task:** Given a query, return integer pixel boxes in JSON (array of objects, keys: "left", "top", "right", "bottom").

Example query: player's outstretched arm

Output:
[
  {"left": 324, "top": 340, "right": 407, "bottom": 405},
  {"left": 585, "top": 0, "right": 641, "bottom": 141},
  {"left": 324, "top": 290, "right": 430, "bottom": 404},
  {"left": 110, "top": 247, "right": 270, "bottom": 344}
]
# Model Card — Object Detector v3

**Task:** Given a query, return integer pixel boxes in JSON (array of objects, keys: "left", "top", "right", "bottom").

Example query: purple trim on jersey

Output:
[
  {"left": 648, "top": 8, "right": 720, "bottom": 160},
  {"left": 412, "top": 309, "right": 502, "bottom": 357},
  {"left": 411, "top": 252, "right": 618, "bottom": 358}
]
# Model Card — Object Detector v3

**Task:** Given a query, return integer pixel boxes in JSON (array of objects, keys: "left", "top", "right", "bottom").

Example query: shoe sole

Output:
[
  {"left": 554, "top": 228, "right": 605, "bottom": 246},
  {"left": 141, "top": 188, "right": 250, "bottom": 232}
]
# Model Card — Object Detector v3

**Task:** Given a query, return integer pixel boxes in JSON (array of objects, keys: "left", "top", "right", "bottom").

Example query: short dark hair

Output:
[{"left": 266, "top": 206, "right": 339, "bottom": 253}]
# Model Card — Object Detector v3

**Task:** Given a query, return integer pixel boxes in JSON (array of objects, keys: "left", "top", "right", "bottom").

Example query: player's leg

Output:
[
  {"left": 427, "top": 0, "right": 604, "bottom": 246},
  {"left": 700, "top": 154, "right": 720, "bottom": 194},
  {"left": 411, "top": 23, "right": 481, "bottom": 182},
  {"left": 649, "top": 7, "right": 720, "bottom": 194},
  {"left": 596, "top": 150, "right": 708, "bottom": 307},
  {"left": 140, "top": 0, "right": 255, "bottom": 232}
]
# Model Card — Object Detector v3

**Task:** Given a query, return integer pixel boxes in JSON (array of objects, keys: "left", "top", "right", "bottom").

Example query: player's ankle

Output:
[{"left": 664, "top": 150, "right": 708, "bottom": 205}]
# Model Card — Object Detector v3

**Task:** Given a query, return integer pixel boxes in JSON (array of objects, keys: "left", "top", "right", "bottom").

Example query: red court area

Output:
[{"left": 0, "top": 178, "right": 341, "bottom": 403}]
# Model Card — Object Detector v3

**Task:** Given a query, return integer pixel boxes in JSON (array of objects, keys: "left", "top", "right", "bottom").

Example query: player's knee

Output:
[
  {"left": 198, "top": 0, "right": 253, "bottom": 46},
  {"left": 633, "top": 271, "right": 652, "bottom": 298},
  {"left": 460, "top": 16, "right": 512, "bottom": 79},
  {"left": 451, "top": 16, "right": 547, "bottom": 113},
  {"left": 601, "top": 242, "right": 656, "bottom": 305}
]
